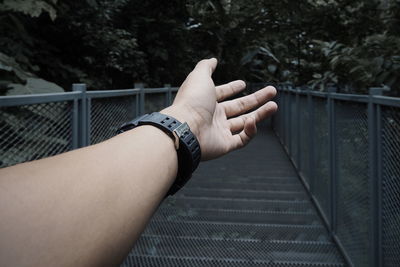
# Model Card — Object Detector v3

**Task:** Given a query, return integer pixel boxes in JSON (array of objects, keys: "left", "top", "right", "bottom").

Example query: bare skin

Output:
[{"left": 0, "top": 58, "right": 277, "bottom": 267}]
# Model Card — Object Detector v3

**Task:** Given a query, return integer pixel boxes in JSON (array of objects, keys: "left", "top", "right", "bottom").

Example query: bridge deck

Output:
[{"left": 121, "top": 127, "right": 346, "bottom": 266}]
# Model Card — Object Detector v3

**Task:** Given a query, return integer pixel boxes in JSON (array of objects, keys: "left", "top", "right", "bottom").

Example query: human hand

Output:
[{"left": 162, "top": 58, "right": 277, "bottom": 160}]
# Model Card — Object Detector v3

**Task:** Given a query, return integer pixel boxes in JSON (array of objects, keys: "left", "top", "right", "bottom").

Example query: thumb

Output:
[{"left": 193, "top": 58, "right": 218, "bottom": 76}]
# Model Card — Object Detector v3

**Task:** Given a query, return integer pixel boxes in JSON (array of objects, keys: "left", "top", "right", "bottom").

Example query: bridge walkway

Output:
[{"left": 121, "top": 126, "right": 346, "bottom": 266}]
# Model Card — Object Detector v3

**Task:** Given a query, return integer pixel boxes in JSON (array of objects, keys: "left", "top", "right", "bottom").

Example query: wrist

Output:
[
  {"left": 116, "top": 111, "right": 202, "bottom": 196},
  {"left": 161, "top": 105, "right": 202, "bottom": 140}
]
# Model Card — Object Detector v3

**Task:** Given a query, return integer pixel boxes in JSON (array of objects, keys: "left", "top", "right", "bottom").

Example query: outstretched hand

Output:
[{"left": 162, "top": 58, "right": 277, "bottom": 160}]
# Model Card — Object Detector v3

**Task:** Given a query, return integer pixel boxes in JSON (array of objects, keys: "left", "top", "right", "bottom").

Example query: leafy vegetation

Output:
[{"left": 0, "top": 0, "right": 399, "bottom": 95}]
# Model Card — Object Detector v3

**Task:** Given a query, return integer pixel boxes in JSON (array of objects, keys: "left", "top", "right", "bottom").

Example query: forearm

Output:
[{"left": 0, "top": 125, "right": 178, "bottom": 267}]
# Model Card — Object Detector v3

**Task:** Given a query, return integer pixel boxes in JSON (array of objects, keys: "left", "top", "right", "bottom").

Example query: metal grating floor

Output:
[{"left": 121, "top": 126, "right": 346, "bottom": 266}]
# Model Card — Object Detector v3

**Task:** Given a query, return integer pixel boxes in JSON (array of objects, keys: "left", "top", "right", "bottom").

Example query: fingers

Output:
[
  {"left": 222, "top": 86, "right": 277, "bottom": 118},
  {"left": 228, "top": 99, "right": 277, "bottom": 151},
  {"left": 228, "top": 101, "right": 278, "bottom": 132},
  {"left": 231, "top": 117, "right": 257, "bottom": 150},
  {"left": 216, "top": 80, "right": 246, "bottom": 102}
]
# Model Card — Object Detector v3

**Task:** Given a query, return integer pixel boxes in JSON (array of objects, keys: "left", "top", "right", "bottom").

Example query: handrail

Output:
[
  {"left": 86, "top": 89, "right": 139, "bottom": 98},
  {"left": 0, "top": 91, "right": 81, "bottom": 107}
]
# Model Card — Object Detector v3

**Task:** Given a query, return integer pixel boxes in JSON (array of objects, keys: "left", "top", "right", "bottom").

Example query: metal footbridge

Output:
[
  {"left": 1, "top": 84, "right": 399, "bottom": 267},
  {"left": 121, "top": 128, "right": 346, "bottom": 266}
]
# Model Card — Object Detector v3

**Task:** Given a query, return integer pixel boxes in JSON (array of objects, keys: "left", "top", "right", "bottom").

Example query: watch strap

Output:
[{"left": 117, "top": 112, "right": 201, "bottom": 196}]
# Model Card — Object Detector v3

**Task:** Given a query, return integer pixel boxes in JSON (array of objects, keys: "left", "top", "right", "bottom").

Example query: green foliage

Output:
[
  {"left": 1, "top": 0, "right": 57, "bottom": 20},
  {"left": 307, "top": 34, "right": 400, "bottom": 93},
  {"left": 0, "top": 0, "right": 399, "bottom": 95}
]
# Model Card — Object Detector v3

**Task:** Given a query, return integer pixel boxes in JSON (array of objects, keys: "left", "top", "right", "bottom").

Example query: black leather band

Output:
[{"left": 117, "top": 112, "right": 201, "bottom": 196}]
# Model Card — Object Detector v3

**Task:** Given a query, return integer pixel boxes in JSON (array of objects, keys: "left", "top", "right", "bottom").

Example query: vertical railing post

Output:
[
  {"left": 284, "top": 85, "right": 290, "bottom": 149},
  {"left": 87, "top": 97, "right": 91, "bottom": 145},
  {"left": 165, "top": 84, "right": 172, "bottom": 106},
  {"left": 72, "top": 83, "right": 88, "bottom": 148},
  {"left": 287, "top": 84, "right": 293, "bottom": 153},
  {"left": 131, "top": 91, "right": 138, "bottom": 118},
  {"left": 327, "top": 85, "right": 337, "bottom": 233},
  {"left": 369, "top": 87, "right": 383, "bottom": 267},
  {"left": 71, "top": 86, "right": 80, "bottom": 150},
  {"left": 308, "top": 90, "right": 315, "bottom": 192},
  {"left": 274, "top": 83, "right": 284, "bottom": 136},
  {"left": 280, "top": 86, "right": 285, "bottom": 142},
  {"left": 376, "top": 102, "right": 383, "bottom": 267},
  {"left": 135, "top": 83, "right": 145, "bottom": 115},
  {"left": 135, "top": 91, "right": 140, "bottom": 117},
  {"left": 281, "top": 86, "right": 284, "bottom": 141},
  {"left": 296, "top": 88, "right": 301, "bottom": 168}
]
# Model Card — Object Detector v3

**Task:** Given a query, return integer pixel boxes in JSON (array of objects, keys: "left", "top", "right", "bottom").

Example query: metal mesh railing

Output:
[
  {"left": 0, "top": 85, "right": 175, "bottom": 168},
  {"left": 272, "top": 91, "right": 282, "bottom": 140},
  {"left": 284, "top": 92, "right": 292, "bottom": 148},
  {"left": 0, "top": 101, "right": 73, "bottom": 168},
  {"left": 381, "top": 106, "right": 400, "bottom": 267},
  {"left": 90, "top": 95, "right": 137, "bottom": 145},
  {"left": 275, "top": 90, "right": 285, "bottom": 141},
  {"left": 298, "top": 95, "right": 310, "bottom": 185},
  {"left": 335, "top": 101, "right": 370, "bottom": 267},
  {"left": 312, "top": 97, "right": 330, "bottom": 218},
  {"left": 273, "top": 86, "right": 400, "bottom": 267},
  {"left": 290, "top": 93, "right": 298, "bottom": 165}
]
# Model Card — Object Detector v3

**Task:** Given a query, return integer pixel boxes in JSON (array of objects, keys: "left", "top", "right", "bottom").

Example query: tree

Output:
[{"left": 0, "top": 0, "right": 399, "bottom": 95}]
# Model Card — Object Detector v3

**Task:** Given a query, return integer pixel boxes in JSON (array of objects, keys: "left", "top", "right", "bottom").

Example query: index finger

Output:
[
  {"left": 216, "top": 80, "right": 246, "bottom": 102},
  {"left": 222, "top": 86, "right": 277, "bottom": 118}
]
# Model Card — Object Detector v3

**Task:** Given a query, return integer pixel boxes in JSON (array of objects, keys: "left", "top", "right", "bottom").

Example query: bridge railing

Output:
[
  {"left": 273, "top": 84, "right": 400, "bottom": 267},
  {"left": 0, "top": 83, "right": 178, "bottom": 168}
]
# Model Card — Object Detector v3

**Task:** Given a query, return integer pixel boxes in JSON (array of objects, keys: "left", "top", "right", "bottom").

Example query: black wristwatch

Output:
[{"left": 117, "top": 112, "right": 201, "bottom": 196}]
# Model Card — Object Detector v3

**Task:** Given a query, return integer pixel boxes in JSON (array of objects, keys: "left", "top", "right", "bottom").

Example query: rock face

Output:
[{"left": 6, "top": 78, "right": 64, "bottom": 96}]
